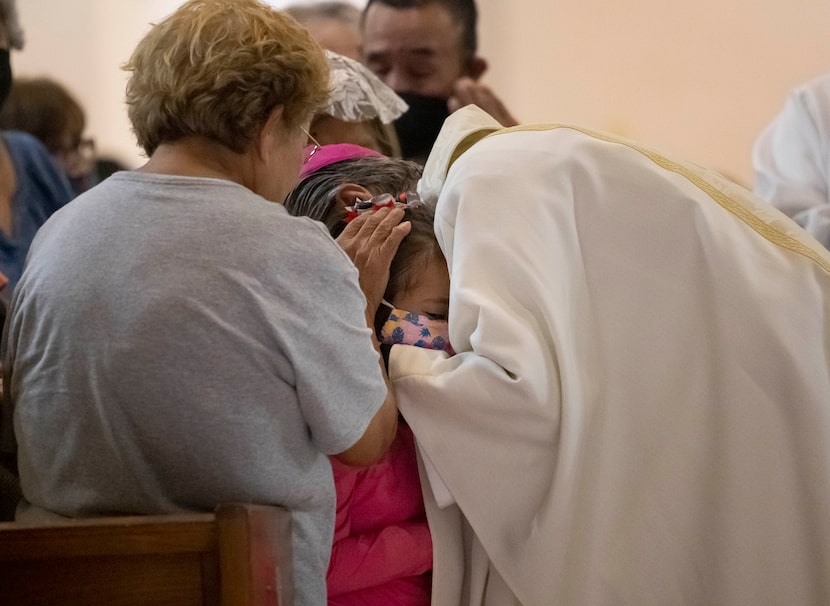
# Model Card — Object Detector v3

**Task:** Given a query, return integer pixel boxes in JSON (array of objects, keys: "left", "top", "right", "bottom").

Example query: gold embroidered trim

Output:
[
  {"left": 445, "top": 123, "right": 830, "bottom": 273},
  {"left": 446, "top": 127, "right": 500, "bottom": 176}
]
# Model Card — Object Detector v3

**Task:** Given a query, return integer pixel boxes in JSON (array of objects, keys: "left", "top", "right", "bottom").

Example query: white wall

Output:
[{"left": 11, "top": 0, "right": 830, "bottom": 187}]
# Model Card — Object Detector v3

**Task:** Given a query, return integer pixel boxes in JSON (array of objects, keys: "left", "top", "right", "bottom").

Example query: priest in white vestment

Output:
[{"left": 389, "top": 105, "right": 830, "bottom": 605}]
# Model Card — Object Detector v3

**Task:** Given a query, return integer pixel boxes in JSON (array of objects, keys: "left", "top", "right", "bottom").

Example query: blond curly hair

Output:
[{"left": 124, "top": 0, "right": 330, "bottom": 156}]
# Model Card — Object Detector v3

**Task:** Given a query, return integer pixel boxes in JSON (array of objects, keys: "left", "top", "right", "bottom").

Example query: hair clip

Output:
[
  {"left": 395, "top": 190, "right": 425, "bottom": 208},
  {"left": 345, "top": 191, "right": 425, "bottom": 222}
]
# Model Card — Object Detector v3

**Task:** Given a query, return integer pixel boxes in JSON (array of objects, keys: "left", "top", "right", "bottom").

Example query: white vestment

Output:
[{"left": 391, "top": 105, "right": 830, "bottom": 605}]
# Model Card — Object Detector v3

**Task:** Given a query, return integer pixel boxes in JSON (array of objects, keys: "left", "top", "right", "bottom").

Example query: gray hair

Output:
[{"left": 284, "top": 155, "right": 422, "bottom": 237}]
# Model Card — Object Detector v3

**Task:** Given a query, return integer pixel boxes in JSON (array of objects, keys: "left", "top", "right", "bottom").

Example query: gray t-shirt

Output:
[{"left": 2, "top": 172, "right": 387, "bottom": 605}]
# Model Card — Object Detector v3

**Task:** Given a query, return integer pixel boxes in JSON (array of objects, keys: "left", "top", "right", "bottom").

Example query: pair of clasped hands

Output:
[{"left": 337, "top": 206, "right": 410, "bottom": 321}]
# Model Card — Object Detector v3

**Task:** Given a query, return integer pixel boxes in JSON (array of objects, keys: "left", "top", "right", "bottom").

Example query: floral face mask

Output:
[{"left": 379, "top": 306, "right": 454, "bottom": 355}]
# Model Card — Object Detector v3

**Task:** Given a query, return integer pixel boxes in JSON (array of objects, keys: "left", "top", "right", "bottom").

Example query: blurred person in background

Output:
[
  {"left": 753, "top": 72, "right": 830, "bottom": 249},
  {"left": 286, "top": 1, "right": 362, "bottom": 61},
  {"left": 0, "top": 0, "right": 73, "bottom": 297},
  {"left": 309, "top": 50, "right": 408, "bottom": 157},
  {"left": 0, "top": 76, "right": 98, "bottom": 195}
]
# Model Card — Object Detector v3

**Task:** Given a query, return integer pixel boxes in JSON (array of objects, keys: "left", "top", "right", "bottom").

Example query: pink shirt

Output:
[{"left": 327, "top": 422, "right": 431, "bottom": 605}]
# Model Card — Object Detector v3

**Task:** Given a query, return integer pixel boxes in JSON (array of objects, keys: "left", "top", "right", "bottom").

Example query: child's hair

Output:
[
  {"left": 283, "top": 154, "right": 438, "bottom": 301},
  {"left": 386, "top": 203, "right": 438, "bottom": 302}
]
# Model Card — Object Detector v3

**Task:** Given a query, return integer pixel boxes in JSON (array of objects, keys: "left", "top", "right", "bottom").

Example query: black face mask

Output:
[
  {"left": 393, "top": 92, "right": 450, "bottom": 165},
  {"left": 0, "top": 49, "right": 11, "bottom": 110}
]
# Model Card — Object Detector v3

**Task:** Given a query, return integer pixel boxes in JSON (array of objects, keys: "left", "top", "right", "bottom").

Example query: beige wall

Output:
[
  {"left": 476, "top": 0, "right": 830, "bottom": 187},
  {"left": 10, "top": 0, "right": 830, "bottom": 188},
  {"left": 11, "top": 0, "right": 185, "bottom": 168}
]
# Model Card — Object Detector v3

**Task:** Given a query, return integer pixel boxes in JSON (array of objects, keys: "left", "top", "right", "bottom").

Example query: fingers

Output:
[
  {"left": 379, "top": 218, "right": 412, "bottom": 260},
  {"left": 338, "top": 205, "right": 402, "bottom": 243},
  {"left": 356, "top": 206, "right": 405, "bottom": 242},
  {"left": 351, "top": 207, "right": 410, "bottom": 267},
  {"left": 337, "top": 207, "right": 406, "bottom": 260},
  {"left": 338, "top": 207, "right": 412, "bottom": 313},
  {"left": 449, "top": 77, "right": 519, "bottom": 127}
]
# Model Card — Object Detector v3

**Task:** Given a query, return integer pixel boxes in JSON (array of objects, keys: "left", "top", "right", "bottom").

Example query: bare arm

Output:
[{"left": 333, "top": 207, "right": 411, "bottom": 466}]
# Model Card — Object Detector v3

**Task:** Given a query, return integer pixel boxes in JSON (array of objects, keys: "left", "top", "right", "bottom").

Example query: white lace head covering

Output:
[
  {"left": 0, "top": 0, "right": 24, "bottom": 50},
  {"left": 323, "top": 50, "right": 408, "bottom": 124}
]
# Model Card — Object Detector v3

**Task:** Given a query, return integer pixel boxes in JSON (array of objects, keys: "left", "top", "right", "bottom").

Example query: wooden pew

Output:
[
  {"left": 0, "top": 502, "right": 294, "bottom": 606},
  {"left": 0, "top": 458, "right": 21, "bottom": 521}
]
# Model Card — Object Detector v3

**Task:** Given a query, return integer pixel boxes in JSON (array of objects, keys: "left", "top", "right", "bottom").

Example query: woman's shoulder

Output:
[
  {"left": 270, "top": 211, "right": 357, "bottom": 269},
  {"left": 3, "top": 130, "right": 56, "bottom": 168}
]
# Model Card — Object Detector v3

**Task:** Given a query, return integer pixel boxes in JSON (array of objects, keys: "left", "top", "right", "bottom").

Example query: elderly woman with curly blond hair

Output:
[{"left": 0, "top": 1, "right": 408, "bottom": 602}]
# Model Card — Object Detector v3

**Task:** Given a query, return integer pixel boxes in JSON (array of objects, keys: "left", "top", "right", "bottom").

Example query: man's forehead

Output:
[{"left": 362, "top": 3, "right": 464, "bottom": 55}]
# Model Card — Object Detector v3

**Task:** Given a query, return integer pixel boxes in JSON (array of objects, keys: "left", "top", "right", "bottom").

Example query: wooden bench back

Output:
[{"left": 0, "top": 503, "right": 293, "bottom": 606}]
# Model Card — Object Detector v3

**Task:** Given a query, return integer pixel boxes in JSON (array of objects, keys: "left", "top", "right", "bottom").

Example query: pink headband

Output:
[{"left": 299, "top": 143, "right": 382, "bottom": 180}]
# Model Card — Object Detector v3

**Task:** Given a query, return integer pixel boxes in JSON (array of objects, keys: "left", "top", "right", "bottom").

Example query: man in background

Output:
[
  {"left": 361, "top": 0, "right": 518, "bottom": 163},
  {"left": 285, "top": 2, "right": 362, "bottom": 61},
  {"left": 752, "top": 72, "right": 830, "bottom": 249}
]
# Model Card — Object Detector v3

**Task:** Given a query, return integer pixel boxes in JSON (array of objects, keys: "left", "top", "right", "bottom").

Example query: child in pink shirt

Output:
[
  {"left": 285, "top": 144, "right": 452, "bottom": 605},
  {"left": 329, "top": 202, "right": 451, "bottom": 605}
]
